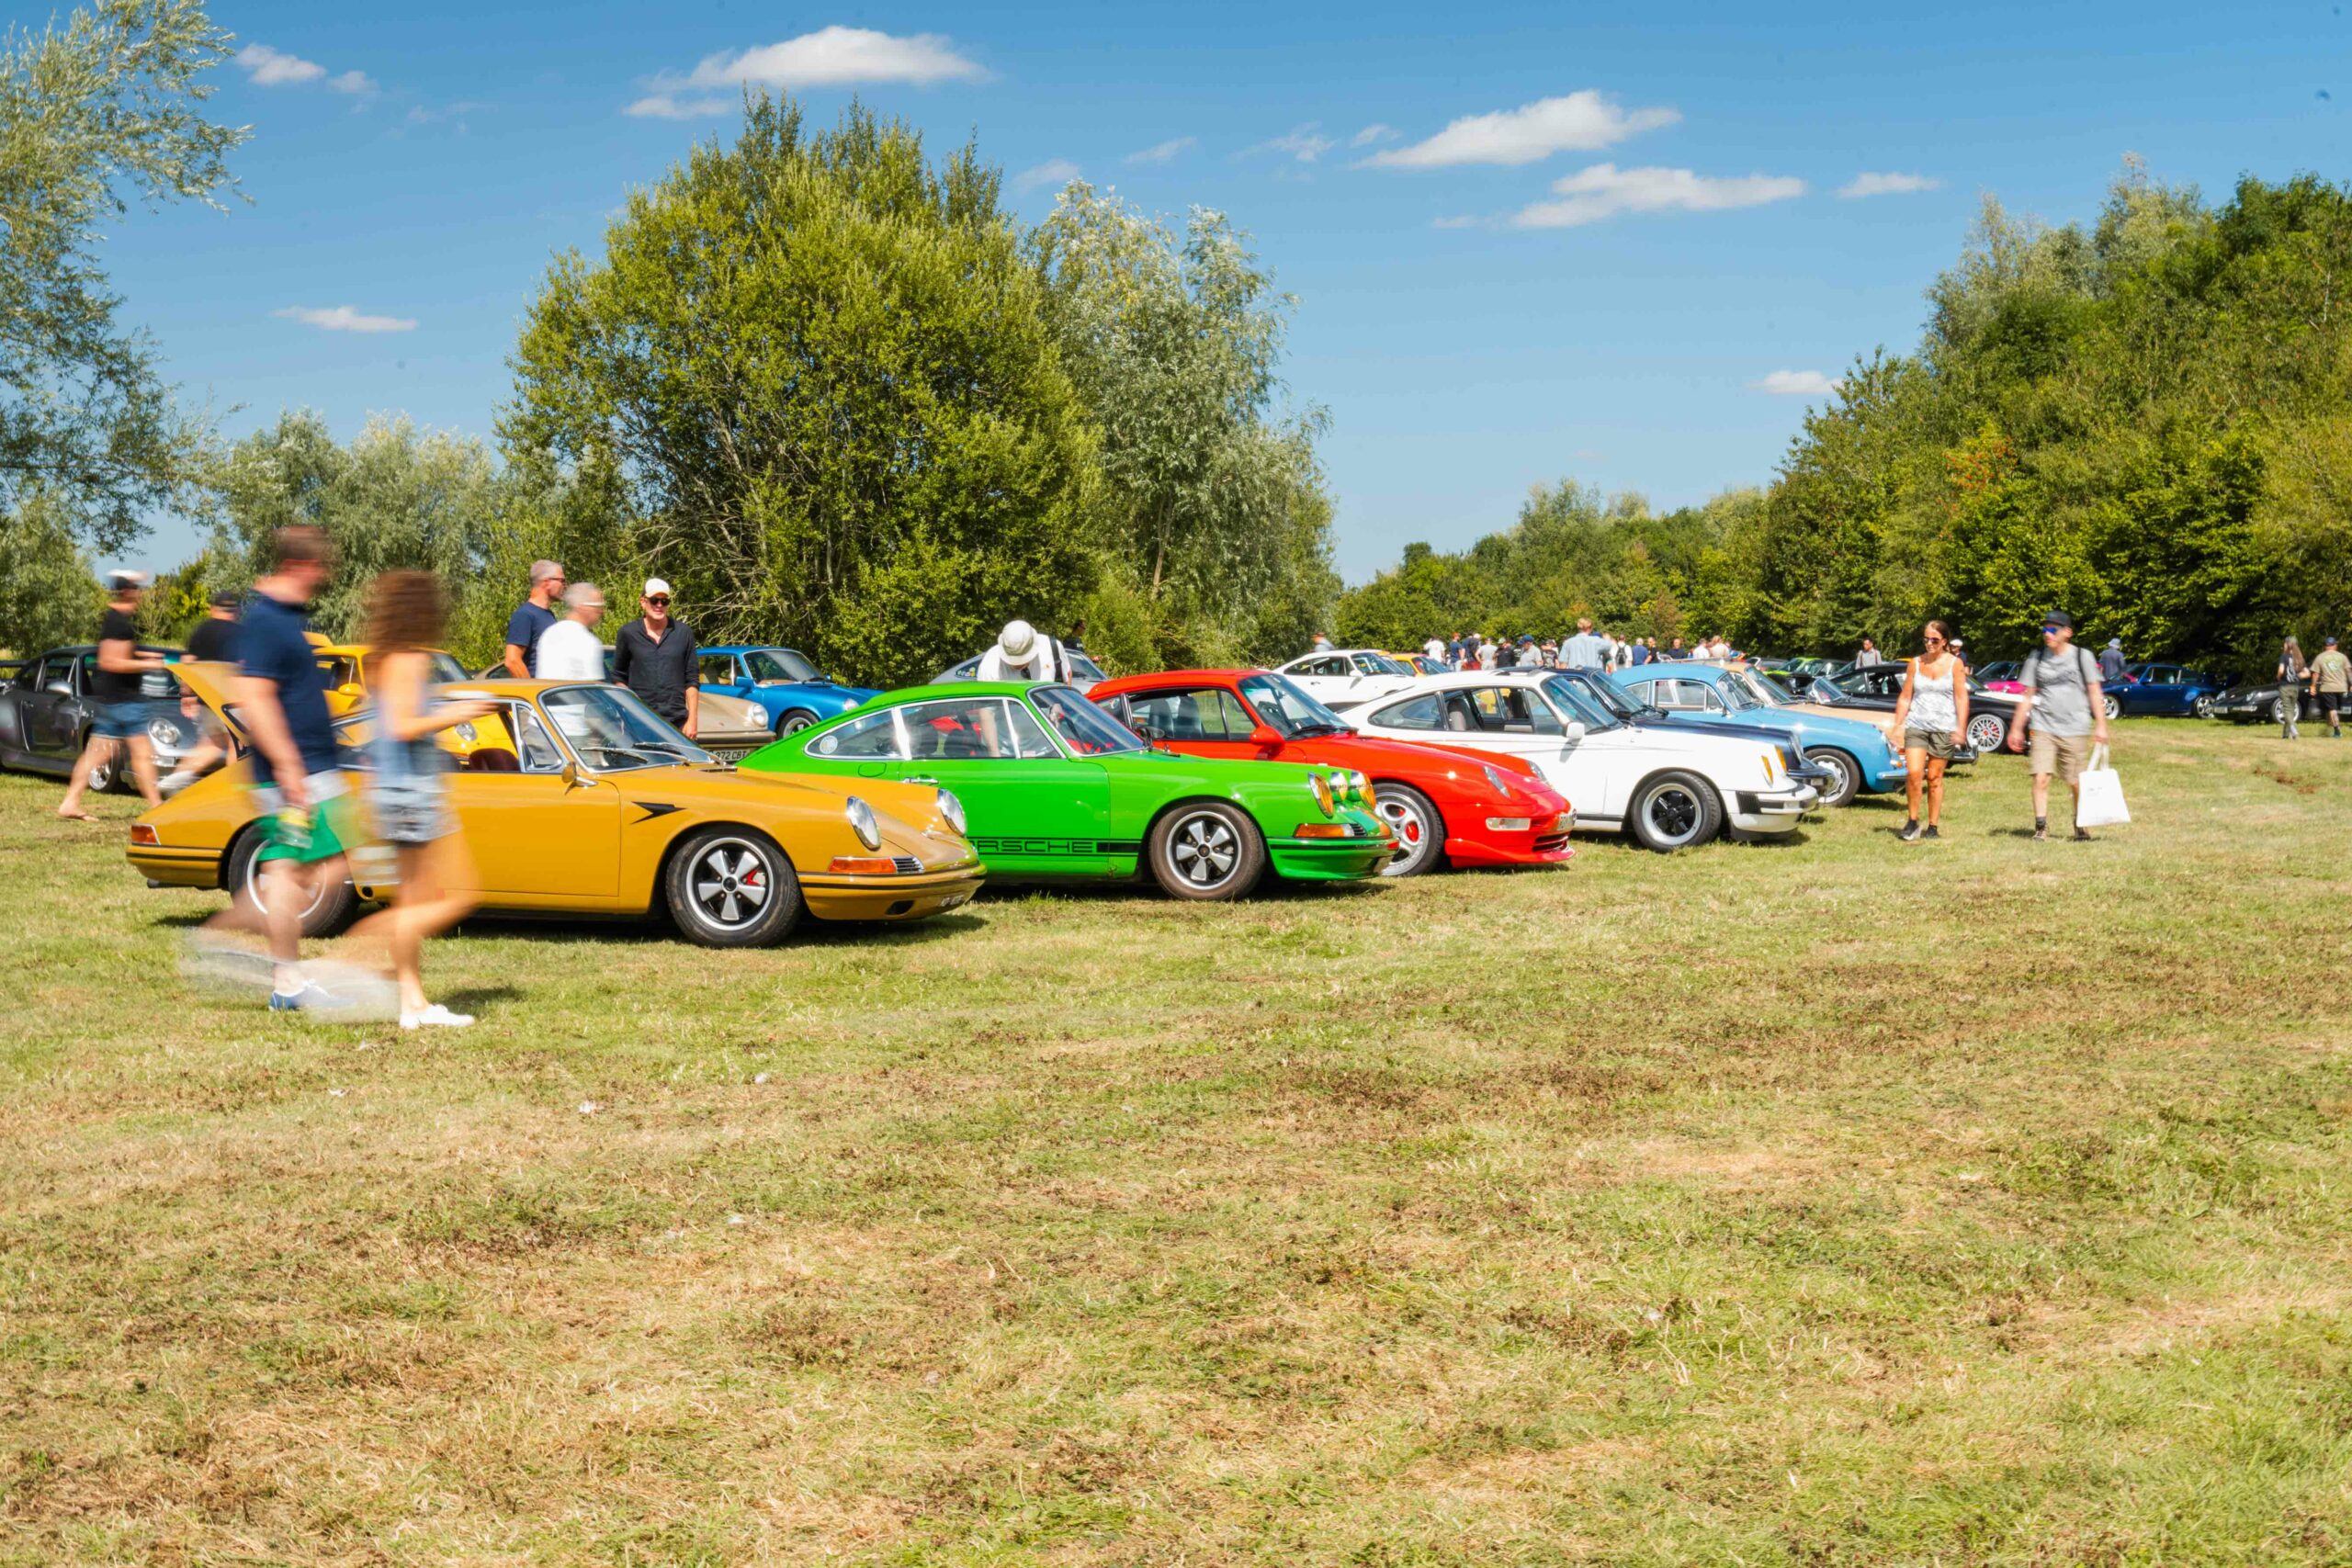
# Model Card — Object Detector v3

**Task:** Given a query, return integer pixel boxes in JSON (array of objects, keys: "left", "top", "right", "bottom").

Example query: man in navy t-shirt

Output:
[
  {"left": 502, "top": 559, "right": 565, "bottom": 677},
  {"left": 197, "top": 525, "right": 363, "bottom": 1011}
]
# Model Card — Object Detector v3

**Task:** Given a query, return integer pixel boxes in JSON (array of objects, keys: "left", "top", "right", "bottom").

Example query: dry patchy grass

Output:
[{"left": 3, "top": 719, "right": 2350, "bottom": 1564}]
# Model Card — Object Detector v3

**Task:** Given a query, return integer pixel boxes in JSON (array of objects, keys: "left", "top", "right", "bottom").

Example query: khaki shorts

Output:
[
  {"left": 1903, "top": 728, "right": 1955, "bottom": 761},
  {"left": 2029, "top": 729, "right": 2092, "bottom": 782}
]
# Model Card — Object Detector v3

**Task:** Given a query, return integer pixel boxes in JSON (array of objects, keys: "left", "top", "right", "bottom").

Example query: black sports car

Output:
[
  {"left": 0, "top": 644, "right": 198, "bottom": 792},
  {"left": 2211, "top": 677, "right": 2320, "bottom": 725},
  {"left": 1804, "top": 665, "right": 2018, "bottom": 755}
]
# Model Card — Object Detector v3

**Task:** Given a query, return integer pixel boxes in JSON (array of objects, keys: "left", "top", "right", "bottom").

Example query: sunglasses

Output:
[
  {"left": 645, "top": 595, "right": 670, "bottom": 606},
  {"left": 2041, "top": 625, "right": 2063, "bottom": 635},
  {"left": 1924, "top": 634, "right": 1946, "bottom": 645}
]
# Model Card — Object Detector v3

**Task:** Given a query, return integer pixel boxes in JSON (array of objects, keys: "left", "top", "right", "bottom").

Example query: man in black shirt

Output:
[
  {"left": 58, "top": 571, "right": 167, "bottom": 818},
  {"left": 609, "top": 577, "right": 699, "bottom": 737},
  {"left": 162, "top": 592, "right": 242, "bottom": 796}
]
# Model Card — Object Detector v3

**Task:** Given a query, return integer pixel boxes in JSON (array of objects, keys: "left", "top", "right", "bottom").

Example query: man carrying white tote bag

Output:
[
  {"left": 2006, "top": 611, "right": 2114, "bottom": 841},
  {"left": 2075, "top": 743, "right": 2130, "bottom": 829}
]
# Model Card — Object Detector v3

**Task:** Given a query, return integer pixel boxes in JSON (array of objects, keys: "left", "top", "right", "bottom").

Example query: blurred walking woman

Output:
[
  {"left": 2278, "top": 636, "right": 2307, "bottom": 739},
  {"left": 351, "top": 571, "right": 493, "bottom": 1029},
  {"left": 1887, "top": 620, "right": 1969, "bottom": 843}
]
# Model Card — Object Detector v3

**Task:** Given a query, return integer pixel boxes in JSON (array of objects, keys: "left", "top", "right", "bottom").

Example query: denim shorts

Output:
[
  {"left": 371, "top": 775, "right": 456, "bottom": 846},
  {"left": 94, "top": 699, "right": 153, "bottom": 740}
]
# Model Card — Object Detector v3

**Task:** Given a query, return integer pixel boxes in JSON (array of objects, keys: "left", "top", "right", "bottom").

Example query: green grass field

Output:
[{"left": 4, "top": 720, "right": 2349, "bottom": 1565}]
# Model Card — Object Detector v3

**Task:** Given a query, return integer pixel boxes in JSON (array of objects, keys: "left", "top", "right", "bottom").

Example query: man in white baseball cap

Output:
[{"left": 610, "top": 577, "right": 698, "bottom": 737}]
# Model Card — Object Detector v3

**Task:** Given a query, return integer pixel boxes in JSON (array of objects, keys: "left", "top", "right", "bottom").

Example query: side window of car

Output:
[
  {"left": 1124, "top": 687, "right": 1244, "bottom": 741},
  {"left": 809, "top": 707, "right": 904, "bottom": 760},
  {"left": 697, "top": 655, "right": 737, "bottom": 686},
  {"left": 1470, "top": 687, "right": 1557, "bottom": 732},
  {"left": 1004, "top": 700, "right": 1059, "bottom": 758},
  {"left": 1296, "top": 656, "right": 1342, "bottom": 678},
  {"left": 1653, "top": 679, "right": 1704, "bottom": 711},
  {"left": 900, "top": 697, "right": 1015, "bottom": 761},
  {"left": 1350, "top": 654, "right": 1385, "bottom": 676},
  {"left": 1370, "top": 693, "right": 1445, "bottom": 731}
]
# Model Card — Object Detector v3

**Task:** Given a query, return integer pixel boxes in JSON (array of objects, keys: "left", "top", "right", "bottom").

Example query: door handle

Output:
[{"left": 903, "top": 774, "right": 938, "bottom": 785}]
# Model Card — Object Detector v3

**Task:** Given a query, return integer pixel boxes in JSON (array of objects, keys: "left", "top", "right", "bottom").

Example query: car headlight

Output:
[
  {"left": 1349, "top": 769, "right": 1370, "bottom": 805},
  {"left": 454, "top": 720, "right": 479, "bottom": 743},
  {"left": 1480, "top": 763, "right": 1517, "bottom": 797},
  {"left": 146, "top": 716, "right": 180, "bottom": 748},
  {"left": 935, "top": 786, "right": 967, "bottom": 836},
  {"left": 1329, "top": 770, "right": 1353, "bottom": 807},
  {"left": 1308, "top": 772, "right": 1334, "bottom": 818},
  {"left": 846, "top": 795, "right": 882, "bottom": 851}
]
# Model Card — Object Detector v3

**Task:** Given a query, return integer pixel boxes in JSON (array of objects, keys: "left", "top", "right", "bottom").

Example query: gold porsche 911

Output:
[{"left": 129, "top": 669, "right": 984, "bottom": 946}]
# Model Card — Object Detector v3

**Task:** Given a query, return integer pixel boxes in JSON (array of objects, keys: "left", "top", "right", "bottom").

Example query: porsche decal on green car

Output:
[{"left": 739, "top": 682, "right": 1394, "bottom": 900}]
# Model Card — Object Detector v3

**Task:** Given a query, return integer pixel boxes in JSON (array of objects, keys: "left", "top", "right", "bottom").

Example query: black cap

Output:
[{"left": 2041, "top": 610, "right": 2074, "bottom": 629}]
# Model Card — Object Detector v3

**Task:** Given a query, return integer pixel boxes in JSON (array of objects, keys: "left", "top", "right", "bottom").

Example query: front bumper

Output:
[
  {"left": 799, "top": 863, "right": 986, "bottom": 921},
  {"left": 1729, "top": 784, "right": 1816, "bottom": 834},
  {"left": 1268, "top": 832, "right": 1398, "bottom": 882},
  {"left": 1441, "top": 816, "right": 1577, "bottom": 868}
]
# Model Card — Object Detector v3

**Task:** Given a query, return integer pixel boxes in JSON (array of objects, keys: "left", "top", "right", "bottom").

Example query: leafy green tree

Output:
[
  {"left": 504, "top": 96, "right": 1102, "bottom": 688},
  {"left": 1035, "top": 185, "right": 1335, "bottom": 664},
  {"left": 0, "top": 0, "right": 244, "bottom": 553},
  {"left": 0, "top": 493, "right": 99, "bottom": 654}
]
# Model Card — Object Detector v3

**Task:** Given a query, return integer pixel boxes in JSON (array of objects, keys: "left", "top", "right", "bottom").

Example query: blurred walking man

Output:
[
  {"left": 535, "top": 583, "right": 608, "bottom": 681},
  {"left": 57, "top": 571, "right": 166, "bottom": 819},
  {"left": 160, "top": 590, "right": 242, "bottom": 796},
  {"left": 2311, "top": 636, "right": 2351, "bottom": 737}
]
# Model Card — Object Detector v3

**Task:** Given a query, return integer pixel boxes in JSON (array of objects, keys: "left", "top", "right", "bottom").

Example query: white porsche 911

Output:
[{"left": 1329, "top": 669, "right": 1816, "bottom": 851}]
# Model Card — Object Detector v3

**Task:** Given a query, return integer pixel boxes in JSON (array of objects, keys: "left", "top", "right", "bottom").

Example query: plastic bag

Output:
[{"left": 2075, "top": 743, "right": 2130, "bottom": 828}]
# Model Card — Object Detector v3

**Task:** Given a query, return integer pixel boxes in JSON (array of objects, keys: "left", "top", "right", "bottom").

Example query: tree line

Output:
[
  {"left": 8, "top": 5, "right": 2349, "bottom": 685},
  {"left": 1340, "top": 162, "right": 2352, "bottom": 673}
]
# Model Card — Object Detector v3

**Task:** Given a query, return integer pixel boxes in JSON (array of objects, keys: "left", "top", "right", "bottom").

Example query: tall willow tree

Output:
[{"left": 503, "top": 97, "right": 1102, "bottom": 687}]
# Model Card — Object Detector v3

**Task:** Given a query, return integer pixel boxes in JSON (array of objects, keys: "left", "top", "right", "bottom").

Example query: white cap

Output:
[{"left": 644, "top": 578, "right": 673, "bottom": 598}]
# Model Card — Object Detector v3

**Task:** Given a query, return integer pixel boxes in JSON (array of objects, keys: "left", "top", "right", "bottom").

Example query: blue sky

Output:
[{"left": 61, "top": 0, "right": 2346, "bottom": 580}]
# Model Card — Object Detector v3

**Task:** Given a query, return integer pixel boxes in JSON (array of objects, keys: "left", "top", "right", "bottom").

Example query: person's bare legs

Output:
[
  {"left": 56, "top": 735, "right": 117, "bottom": 818},
  {"left": 2030, "top": 769, "right": 2052, "bottom": 823},
  {"left": 1924, "top": 756, "right": 1948, "bottom": 829},
  {"left": 124, "top": 734, "right": 160, "bottom": 809},
  {"left": 1903, "top": 747, "right": 1926, "bottom": 820},
  {"left": 349, "top": 835, "right": 477, "bottom": 1015}
]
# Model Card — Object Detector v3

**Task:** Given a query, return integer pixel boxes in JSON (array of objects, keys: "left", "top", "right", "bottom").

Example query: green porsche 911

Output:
[{"left": 739, "top": 682, "right": 1393, "bottom": 899}]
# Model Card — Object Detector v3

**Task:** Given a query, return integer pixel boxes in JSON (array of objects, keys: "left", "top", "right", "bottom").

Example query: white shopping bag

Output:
[{"left": 2075, "top": 743, "right": 2130, "bottom": 828}]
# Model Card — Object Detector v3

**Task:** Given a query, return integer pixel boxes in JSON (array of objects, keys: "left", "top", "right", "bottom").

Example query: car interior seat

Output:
[{"left": 465, "top": 747, "right": 520, "bottom": 773}]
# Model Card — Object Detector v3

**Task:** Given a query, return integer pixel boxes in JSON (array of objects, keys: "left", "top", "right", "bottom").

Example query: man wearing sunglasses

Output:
[
  {"left": 609, "top": 578, "right": 698, "bottom": 739},
  {"left": 2007, "top": 610, "right": 2109, "bottom": 840}
]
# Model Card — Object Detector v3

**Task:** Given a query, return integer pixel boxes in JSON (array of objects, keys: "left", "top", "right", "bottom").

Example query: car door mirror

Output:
[
  {"left": 560, "top": 759, "right": 579, "bottom": 788},
  {"left": 1563, "top": 721, "right": 1587, "bottom": 743},
  {"left": 1248, "top": 724, "right": 1284, "bottom": 747},
  {"left": 45, "top": 680, "right": 70, "bottom": 696}
]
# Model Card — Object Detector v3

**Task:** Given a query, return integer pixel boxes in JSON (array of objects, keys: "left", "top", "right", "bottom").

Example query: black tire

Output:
[
  {"left": 1370, "top": 782, "right": 1444, "bottom": 876},
  {"left": 775, "top": 709, "right": 820, "bottom": 736},
  {"left": 1966, "top": 712, "right": 2007, "bottom": 755},
  {"left": 224, "top": 825, "right": 358, "bottom": 938},
  {"left": 663, "top": 826, "right": 801, "bottom": 947},
  {"left": 1628, "top": 771, "right": 1724, "bottom": 852},
  {"left": 2101, "top": 693, "right": 2122, "bottom": 721},
  {"left": 1147, "top": 800, "right": 1266, "bottom": 900},
  {"left": 1802, "top": 748, "right": 1859, "bottom": 808}
]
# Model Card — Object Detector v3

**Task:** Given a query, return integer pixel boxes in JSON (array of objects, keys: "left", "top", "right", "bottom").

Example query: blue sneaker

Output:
[{"left": 268, "top": 981, "right": 356, "bottom": 1013}]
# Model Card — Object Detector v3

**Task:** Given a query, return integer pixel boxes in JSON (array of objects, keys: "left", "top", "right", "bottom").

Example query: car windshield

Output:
[
  {"left": 1030, "top": 684, "right": 1146, "bottom": 755},
  {"left": 1554, "top": 670, "right": 1643, "bottom": 722},
  {"left": 1537, "top": 676, "right": 1622, "bottom": 732},
  {"left": 744, "top": 649, "right": 823, "bottom": 683},
  {"left": 1068, "top": 649, "right": 1108, "bottom": 682},
  {"left": 1353, "top": 650, "right": 1411, "bottom": 676},
  {"left": 1238, "top": 673, "right": 1352, "bottom": 737},
  {"left": 539, "top": 684, "right": 713, "bottom": 770},
  {"left": 424, "top": 651, "right": 469, "bottom": 684}
]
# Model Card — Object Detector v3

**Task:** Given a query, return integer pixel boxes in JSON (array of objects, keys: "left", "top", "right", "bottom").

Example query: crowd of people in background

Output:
[{"left": 1317, "top": 625, "right": 1743, "bottom": 673}]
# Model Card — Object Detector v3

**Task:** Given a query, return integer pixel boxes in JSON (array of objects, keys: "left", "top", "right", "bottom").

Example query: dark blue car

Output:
[
  {"left": 2107, "top": 662, "right": 2227, "bottom": 720},
  {"left": 696, "top": 645, "right": 876, "bottom": 736}
]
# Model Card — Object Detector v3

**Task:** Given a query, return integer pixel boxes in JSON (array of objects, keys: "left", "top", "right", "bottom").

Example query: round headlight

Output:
[
  {"left": 1328, "top": 770, "right": 1351, "bottom": 807},
  {"left": 935, "top": 786, "right": 967, "bottom": 836},
  {"left": 146, "top": 716, "right": 180, "bottom": 748},
  {"left": 845, "top": 795, "right": 882, "bottom": 851},
  {"left": 1480, "top": 763, "right": 1517, "bottom": 797},
  {"left": 1349, "top": 770, "right": 1370, "bottom": 803},
  {"left": 454, "top": 720, "right": 479, "bottom": 743},
  {"left": 1307, "top": 772, "right": 1334, "bottom": 818}
]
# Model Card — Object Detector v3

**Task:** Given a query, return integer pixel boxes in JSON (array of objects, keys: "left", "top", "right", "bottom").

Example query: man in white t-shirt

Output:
[
  {"left": 535, "top": 582, "right": 608, "bottom": 681},
  {"left": 1423, "top": 636, "right": 1446, "bottom": 667},
  {"left": 976, "top": 620, "right": 1068, "bottom": 682}
]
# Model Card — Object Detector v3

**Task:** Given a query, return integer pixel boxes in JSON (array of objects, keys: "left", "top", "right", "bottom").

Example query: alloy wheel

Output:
[
  {"left": 1375, "top": 791, "right": 1436, "bottom": 875},
  {"left": 1643, "top": 784, "right": 1703, "bottom": 847},
  {"left": 690, "top": 837, "right": 773, "bottom": 931},
  {"left": 1167, "top": 810, "right": 1241, "bottom": 889}
]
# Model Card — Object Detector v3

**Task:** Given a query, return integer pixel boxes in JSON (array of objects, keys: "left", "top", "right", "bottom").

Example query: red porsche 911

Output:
[{"left": 1091, "top": 669, "right": 1574, "bottom": 877}]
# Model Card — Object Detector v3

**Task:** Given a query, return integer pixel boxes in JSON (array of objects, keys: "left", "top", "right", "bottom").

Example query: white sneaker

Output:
[
  {"left": 400, "top": 1003, "right": 475, "bottom": 1030},
  {"left": 159, "top": 770, "right": 198, "bottom": 798}
]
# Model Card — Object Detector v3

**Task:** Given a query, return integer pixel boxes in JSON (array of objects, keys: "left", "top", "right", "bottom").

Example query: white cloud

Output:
[
  {"left": 1125, "top": 136, "right": 1196, "bottom": 166},
  {"left": 1012, "top": 157, "right": 1080, "bottom": 194},
  {"left": 1753, "top": 369, "right": 1840, "bottom": 397},
  {"left": 328, "top": 70, "right": 377, "bottom": 96},
  {"left": 1350, "top": 123, "right": 1396, "bottom": 148},
  {"left": 275, "top": 304, "right": 418, "bottom": 334},
  {"left": 1510, "top": 164, "right": 1804, "bottom": 228},
  {"left": 1838, "top": 171, "right": 1940, "bottom": 198},
  {"left": 236, "top": 44, "right": 326, "bottom": 86},
  {"left": 1247, "top": 124, "right": 1337, "bottom": 163},
  {"left": 624, "top": 94, "right": 731, "bottom": 119},
  {"left": 639, "top": 27, "right": 983, "bottom": 116},
  {"left": 1364, "top": 92, "right": 1679, "bottom": 169},
  {"left": 1430, "top": 214, "right": 1478, "bottom": 230}
]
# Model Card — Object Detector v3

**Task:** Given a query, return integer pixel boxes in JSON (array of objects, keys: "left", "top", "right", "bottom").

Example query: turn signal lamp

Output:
[
  {"left": 1293, "top": 822, "right": 1356, "bottom": 839},
  {"left": 828, "top": 855, "right": 899, "bottom": 875},
  {"left": 130, "top": 824, "right": 160, "bottom": 846}
]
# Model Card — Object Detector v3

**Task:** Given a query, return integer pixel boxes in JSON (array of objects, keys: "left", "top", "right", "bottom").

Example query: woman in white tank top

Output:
[{"left": 1885, "top": 619, "right": 1970, "bottom": 842}]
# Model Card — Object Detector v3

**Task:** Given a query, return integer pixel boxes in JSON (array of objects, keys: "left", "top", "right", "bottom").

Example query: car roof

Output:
[
  {"left": 1091, "top": 668, "right": 1262, "bottom": 693},
  {"left": 701, "top": 644, "right": 810, "bottom": 657},
  {"left": 864, "top": 680, "right": 1076, "bottom": 706}
]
